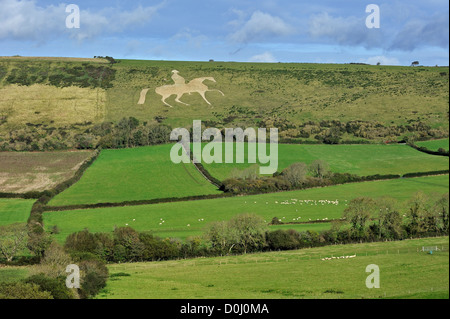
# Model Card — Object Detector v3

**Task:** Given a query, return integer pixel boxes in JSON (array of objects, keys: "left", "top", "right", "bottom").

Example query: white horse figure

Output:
[{"left": 138, "top": 76, "right": 224, "bottom": 107}]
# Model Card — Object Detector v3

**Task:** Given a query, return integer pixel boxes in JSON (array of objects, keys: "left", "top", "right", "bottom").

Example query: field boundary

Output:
[
  {"left": 43, "top": 193, "right": 235, "bottom": 212},
  {"left": 42, "top": 172, "right": 449, "bottom": 212},
  {"left": 182, "top": 142, "right": 223, "bottom": 188},
  {"left": 27, "top": 149, "right": 101, "bottom": 232},
  {"left": 408, "top": 142, "right": 449, "bottom": 157}
]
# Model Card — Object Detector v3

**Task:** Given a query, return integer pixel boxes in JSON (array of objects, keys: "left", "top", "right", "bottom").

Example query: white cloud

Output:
[
  {"left": 227, "top": 8, "right": 248, "bottom": 28},
  {"left": 229, "top": 11, "right": 293, "bottom": 44},
  {"left": 388, "top": 13, "right": 449, "bottom": 51},
  {"left": 249, "top": 52, "right": 277, "bottom": 63},
  {"left": 365, "top": 56, "right": 400, "bottom": 65},
  {"left": 0, "top": 0, "right": 65, "bottom": 41},
  {"left": 171, "top": 28, "right": 208, "bottom": 49},
  {"left": 309, "top": 12, "right": 382, "bottom": 48},
  {"left": 0, "top": 0, "right": 165, "bottom": 42}
]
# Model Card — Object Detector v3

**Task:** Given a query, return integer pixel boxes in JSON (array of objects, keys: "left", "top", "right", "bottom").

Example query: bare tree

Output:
[
  {"left": 31, "top": 241, "right": 72, "bottom": 278},
  {"left": 309, "top": 160, "right": 330, "bottom": 179},
  {"left": 227, "top": 214, "right": 268, "bottom": 254},
  {"left": 282, "top": 162, "right": 308, "bottom": 187},
  {"left": 0, "top": 223, "right": 28, "bottom": 262}
]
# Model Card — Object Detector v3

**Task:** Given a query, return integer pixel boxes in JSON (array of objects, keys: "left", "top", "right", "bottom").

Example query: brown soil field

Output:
[{"left": 0, "top": 150, "right": 94, "bottom": 193}]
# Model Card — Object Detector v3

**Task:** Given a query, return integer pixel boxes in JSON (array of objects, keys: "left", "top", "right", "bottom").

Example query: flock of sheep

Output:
[{"left": 321, "top": 254, "right": 357, "bottom": 261}]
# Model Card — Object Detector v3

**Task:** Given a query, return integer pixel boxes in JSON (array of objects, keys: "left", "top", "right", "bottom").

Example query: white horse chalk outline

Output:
[{"left": 137, "top": 71, "right": 225, "bottom": 107}]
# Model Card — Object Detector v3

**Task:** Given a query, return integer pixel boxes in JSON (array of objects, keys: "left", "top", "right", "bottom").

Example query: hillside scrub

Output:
[
  {"left": 1, "top": 117, "right": 172, "bottom": 152},
  {"left": 1, "top": 118, "right": 448, "bottom": 152}
]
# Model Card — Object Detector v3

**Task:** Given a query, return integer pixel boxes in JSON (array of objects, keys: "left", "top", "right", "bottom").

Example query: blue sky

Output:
[{"left": 0, "top": 0, "right": 448, "bottom": 65}]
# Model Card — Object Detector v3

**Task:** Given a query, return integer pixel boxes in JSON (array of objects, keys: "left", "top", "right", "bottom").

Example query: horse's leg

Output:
[
  {"left": 138, "top": 88, "right": 150, "bottom": 104},
  {"left": 161, "top": 95, "right": 174, "bottom": 108},
  {"left": 175, "top": 93, "right": 190, "bottom": 106},
  {"left": 198, "top": 90, "right": 211, "bottom": 105},
  {"left": 210, "top": 89, "right": 225, "bottom": 96}
]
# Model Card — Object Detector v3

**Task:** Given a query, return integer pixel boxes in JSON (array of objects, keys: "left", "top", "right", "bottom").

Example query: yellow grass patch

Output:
[{"left": 0, "top": 84, "right": 106, "bottom": 128}]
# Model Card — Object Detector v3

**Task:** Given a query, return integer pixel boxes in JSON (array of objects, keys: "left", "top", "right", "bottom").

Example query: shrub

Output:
[
  {"left": 65, "top": 229, "right": 98, "bottom": 254},
  {"left": 79, "top": 259, "right": 109, "bottom": 299},
  {"left": 0, "top": 282, "right": 53, "bottom": 299},
  {"left": 266, "top": 229, "right": 300, "bottom": 250},
  {"left": 24, "top": 274, "right": 75, "bottom": 299}
]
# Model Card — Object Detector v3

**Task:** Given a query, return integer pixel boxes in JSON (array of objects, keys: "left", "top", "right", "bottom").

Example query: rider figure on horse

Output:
[{"left": 171, "top": 70, "right": 185, "bottom": 86}]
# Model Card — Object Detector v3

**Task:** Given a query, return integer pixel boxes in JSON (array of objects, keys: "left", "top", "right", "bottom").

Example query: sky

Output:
[{"left": 0, "top": 0, "right": 448, "bottom": 66}]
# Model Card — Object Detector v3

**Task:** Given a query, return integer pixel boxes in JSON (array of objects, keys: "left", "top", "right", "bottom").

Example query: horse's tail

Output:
[{"left": 138, "top": 88, "right": 150, "bottom": 105}]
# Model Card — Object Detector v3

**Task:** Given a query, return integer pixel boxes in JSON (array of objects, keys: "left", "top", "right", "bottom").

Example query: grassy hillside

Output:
[
  {"left": 196, "top": 143, "right": 449, "bottom": 180},
  {"left": 0, "top": 58, "right": 448, "bottom": 145},
  {"left": 0, "top": 199, "right": 35, "bottom": 226},
  {"left": 98, "top": 237, "right": 449, "bottom": 299},
  {"left": 0, "top": 57, "right": 113, "bottom": 138},
  {"left": 44, "top": 175, "right": 449, "bottom": 242},
  {"left": 48, "top": 144, "right": 220, "bottom": 206},
  {"left": 108, "top": 60, "right": 449, "bottom": 131}
]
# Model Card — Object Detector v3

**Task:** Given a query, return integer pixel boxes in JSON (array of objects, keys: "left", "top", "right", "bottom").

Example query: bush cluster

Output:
[{"left": 1, "top": 117, "right": 172, "bottom": 152}]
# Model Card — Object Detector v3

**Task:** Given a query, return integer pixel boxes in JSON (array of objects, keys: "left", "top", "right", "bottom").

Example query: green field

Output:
[
  {"left": 0, "top": 267, "right": 29, "bottom": 283},
  {"left": 416, "top": 138, "right": 449, "bottom": 152},
  {"left": 0, "top": 199, "right": 35, "bottom": 226},
  {"left": 44, "top": 175, "right": 449, "bottom": 242},
  {"left": 97, "top": 237, "right": 449, "bottom": 299},
  {"left": 197, "top": 143, "right": 450, "bottom": 180},
  {"left": 48, "top": 144, "right": 220, "bottom": 206}
]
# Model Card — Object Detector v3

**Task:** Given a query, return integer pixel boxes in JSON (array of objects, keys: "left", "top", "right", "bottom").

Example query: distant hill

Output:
[{"left": 0, "top": 57, "right": 448, "bottom": 150}]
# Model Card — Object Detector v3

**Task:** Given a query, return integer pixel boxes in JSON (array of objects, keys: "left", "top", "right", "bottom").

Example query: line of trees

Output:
[{"left": 221, "top": 160, "right": 403, "bottom": 194}]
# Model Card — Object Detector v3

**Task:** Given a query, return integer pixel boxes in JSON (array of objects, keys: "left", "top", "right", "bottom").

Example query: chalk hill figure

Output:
[{"left": 138, "top": 70, "right": 224, "bottom": 107}]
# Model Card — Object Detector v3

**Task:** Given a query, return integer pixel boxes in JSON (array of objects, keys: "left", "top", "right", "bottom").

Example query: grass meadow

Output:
[
  {"left": 416, "top": 138, "right": 449, "bottom": 151},
  {"left": 0, "top": 266, "right": 29, "bottom": 283},
  {"left": 97, "top": 237, "right": 449, "bottom": 299},
  {"left": 44, "top": 175, "right": 449, "bottom": 242},
  {"left": 48, "top": 144, "right": 220, "bottom": 206},
  {"left": 196, "top": 143, "right": 449, "bottom": 180},
  {"left": 0, "top": 199, "right": 35, "bottom": 226}
]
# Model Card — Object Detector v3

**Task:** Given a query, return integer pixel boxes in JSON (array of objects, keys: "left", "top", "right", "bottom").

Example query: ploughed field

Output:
[{"left": 0, "top": 150, "right": 94, "bottom": 193}]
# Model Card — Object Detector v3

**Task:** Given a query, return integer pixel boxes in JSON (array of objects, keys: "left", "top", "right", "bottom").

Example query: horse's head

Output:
[{"left": 204, "top": 77, "right": 216, "bottom": 83}]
